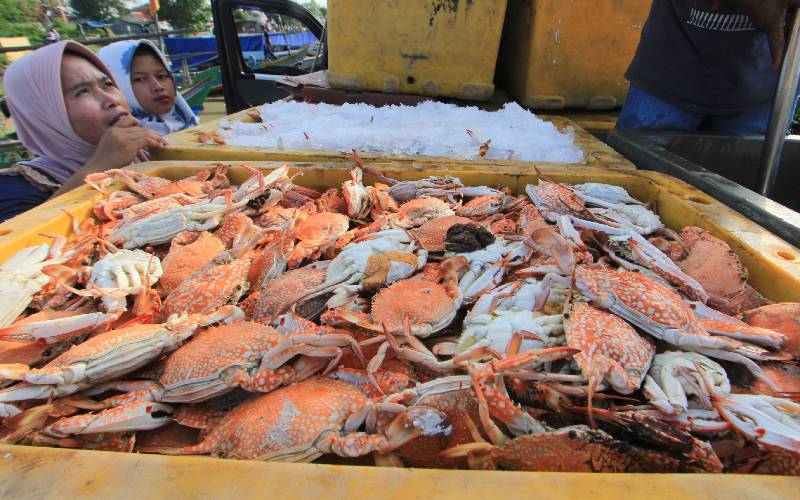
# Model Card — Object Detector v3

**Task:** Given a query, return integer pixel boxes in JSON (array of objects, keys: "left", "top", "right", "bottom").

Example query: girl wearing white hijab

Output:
[{"left": 98, "top": 40, "right": 199, "bottom": 136}]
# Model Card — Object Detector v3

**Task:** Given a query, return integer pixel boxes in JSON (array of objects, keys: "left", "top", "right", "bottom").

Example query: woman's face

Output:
[
  {"left": 61, "top": 53, "right": 131, "bottom": 145},
  {"left": 131, "top": 52, "right": 176, "bottom": 116}
]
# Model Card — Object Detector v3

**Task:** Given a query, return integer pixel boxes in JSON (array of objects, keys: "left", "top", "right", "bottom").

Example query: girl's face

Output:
[
  {"left": 131, "top": 52, "right": 176, "bottom": 116},
  {"left": 61, "top": 53, "right": 131, "bottom": 145}
]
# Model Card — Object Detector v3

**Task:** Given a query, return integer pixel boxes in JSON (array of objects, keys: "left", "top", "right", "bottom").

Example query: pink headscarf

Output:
[{"left": 4, "top": 41, "right": 123, "bottom": 185}]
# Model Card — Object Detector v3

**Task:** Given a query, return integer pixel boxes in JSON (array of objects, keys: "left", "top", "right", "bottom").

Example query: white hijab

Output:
[{"left": 97, "top": 39, "right": 199, "bottom": 135}]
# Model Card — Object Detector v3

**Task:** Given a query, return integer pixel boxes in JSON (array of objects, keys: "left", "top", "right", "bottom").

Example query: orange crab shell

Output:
[
  {"left": 574, "top": 265, "right": 705, "bottom": 336},
  {"left": 250, "top": 266, "right": 327, "bottom": 322},
  {"left": 528, "top": 179, "right": 589, "bottom": 217},
  {"left": 396, "top": 197, "right": 454, "bottom": 226},
  {"left": 564, "top": 302, "right": 655, "bottom": 393},
  {"left": 159, "top": 255, "right": 250, "bottom": 320},
  {"left": 412, "top": 215, "right": 473, "bottom": 251},
  {"left": 156, "top": 321, "right": 288, "bottom": 391},
  {"left": 370, "top": 279, "right": 458, "bottom": 332},
  {"left": 677, "top": 227, "right": 748, "bottom": 299},
  {"left": 481, "top": 429, "right": 642, "bottom": 472},
  {"left": 159, "top": 232, "right": 226, "bottom": 296},
  {"left": 178, "top": 378, "right": 371, "bottom": 460},
  {"left": 294, "top": 212, "right": 350, "bottom": 243},
  {"left": 743, "top": 302, "right": 800, "bottom": 358}
]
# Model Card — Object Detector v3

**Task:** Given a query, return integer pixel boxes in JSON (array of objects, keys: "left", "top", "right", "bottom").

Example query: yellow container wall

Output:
[
  {"left": 327, "top": 0, "right": 507, "bottom": 100},
  {"left": 154, "top": 108, "right": 636, "bottom": 170},
  {"left": 498, "top": 0, "right": 651, "bottom": 110},
  {"left": 1, "top": 443, "right": 798, "bottom": 498},
  {"left": 1, "top": 161, "right": 800, "bottom": 491}
]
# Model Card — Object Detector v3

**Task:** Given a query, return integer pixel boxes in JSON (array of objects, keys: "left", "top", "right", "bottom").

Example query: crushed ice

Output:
[{"left": 218, "top": 101, "right": 585, "bottom": 163}]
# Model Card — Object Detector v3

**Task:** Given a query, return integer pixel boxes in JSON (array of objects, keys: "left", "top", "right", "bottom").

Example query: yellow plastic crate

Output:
[
  {"left": 1, "top": 161, "right": 799, "bottom": 495},
  {"left": 327, "top": 0, "right": 507, "bottom": 100},
  {"left": 497, "top": 0, "right": 650, "bottom": 110},
  {"left": 153, "top": 108, "right": 636, "bottom": 170}
]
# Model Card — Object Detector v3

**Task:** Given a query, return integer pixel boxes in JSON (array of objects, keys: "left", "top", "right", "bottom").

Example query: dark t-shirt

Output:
[{"left": 626, "top": 0, "right": 778, "bottom": 114}]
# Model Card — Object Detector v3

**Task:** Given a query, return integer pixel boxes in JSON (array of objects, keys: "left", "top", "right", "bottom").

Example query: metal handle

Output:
[{"left": 758, "top": 8, "right": 800, "bottom": 196}]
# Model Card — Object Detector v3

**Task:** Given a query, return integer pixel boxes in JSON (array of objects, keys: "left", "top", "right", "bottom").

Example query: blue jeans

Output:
[
  {"left": 0, "top": 174, "right": 51, "bottom": 222},
  {"left": 616, "top": 85, "right": 772, "bottom": 134}
]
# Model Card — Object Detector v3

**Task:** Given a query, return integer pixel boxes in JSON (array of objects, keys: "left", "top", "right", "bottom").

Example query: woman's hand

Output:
[
  {"left": 53, "top": 116, "right": 168, "bottom": 195},
  {"left": 83, "top": 115, "right": 167, "bottom": 173}
]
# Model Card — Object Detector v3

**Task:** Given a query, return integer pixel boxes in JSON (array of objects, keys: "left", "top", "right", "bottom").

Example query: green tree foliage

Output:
[
  {"left": 301, "top": 1, "right": 326, "bottom": 19},
  {"left": 71, "top": 0, "right": 127, "bottom": 21},
  {"left": 158, "top": 0, "right": 211, "bottom": 30},
  {"left": 0, "top": 0, "right": 44, "bottom": 39}
]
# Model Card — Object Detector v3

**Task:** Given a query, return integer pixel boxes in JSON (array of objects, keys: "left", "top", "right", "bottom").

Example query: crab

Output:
[
  {"left": 0, "top": 308, "right": 118, "bottom": 345},
  {"left": 392, "top": 197, "right": 455, "bottom": 228},
  {"left": 571, "top": 183, "right": 643, "bottom": 206},
  {"left": 573, "top": 265, "right": 780, "bottom": 389},
  {"left": 107, "top": 166, "right": 283, "bottom": 249},
  {"left": 92, "top": 191, "right": 143, "bottom": 222},
  {"left": 342, "top": 167, "right": 372, "bottom": 220},
  {"left": 563, "top": 300, "right": 656, "bottom": 395},
  {"left": 469, "top": 346, "right": 580, "bottom": 435},
  {"left": 678, "top": 227, "right": 749, "bottom": 298},
  {"left": 702, "top": 374, "right": 800, "bottom": 455},
  {"left": 286, "top": 211, "right": 350, "bottom": 269},
  {"left": 85, "top": 166, "right": 229, "bottom": 200},
  {"left": 298, "top": 228, "right": 428, "bottom": 309},
  {"left": 41, "top": 321, "right": 366, "bottom": 437},
  {"left": 449, "top": 276, "right": 569, "bottom": 357},
  {"left": 525, "top": 178, "right": 593, "bottom": 222},
  {"left": 687, "top": 303, "right": 788, "bottom": 349},
  {"left": 148, "top": 377, "right": 449, "bottom": 462},
  {"left": 411, "top": 215, "right": 473, "bottom": 252},
  {"left": 446, "top": 238, "right": 535, "bottom": 303},
  {"left": 158, "top": 231, "right": 226, "bottom": 296},
  {"left": 158, "top": 229, "right": 263, "bottom": 321},
  {"left": 454, "top": 194, "right": 523, "bottom": 218},
  {"left": 84, "top": 248, "right": 163, "bottom": 312},
  {"left": 642, "top": 351, "right": 731, "bottom": 415},
  {"left": 331, "top": 256, "right": 466, "bottom": 338},
  {"left": 248, "top": 262, "right": 329, "bottom": 322},
  {"left": 571, "top": 218, "right": 708, "bottom": 302},
  {"left": 0, "top": 306, "right": 243, "bottom": 402},
  {"left": 374, "top": 375, "right": 489, "bottom": 469},
  {"left": 0, "top": 237, "right": 90, "bottom": 328},
  {"left": 743, "top": 302, "right": 800, "bottom": 358}
]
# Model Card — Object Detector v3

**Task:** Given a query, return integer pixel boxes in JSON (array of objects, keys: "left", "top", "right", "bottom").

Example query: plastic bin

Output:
[
  {"left": 1, "top": 161, "right": 799, "bottom": 494},
  {"left": 153, "top": 108, "right": 636, "bottom": 170},
  {"left": 326, "top": 0, "right": 507, "bottom": 100},
  {"left": 497, "top": 0, "right": 650, "bottom": 110}
]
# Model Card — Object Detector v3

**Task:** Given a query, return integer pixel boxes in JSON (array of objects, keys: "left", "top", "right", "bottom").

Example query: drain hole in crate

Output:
[
  {"left": 407, "top": 76, "right": 416, "bottom": 85},
  {"left": 776, "top": 250, "right": 797, "bottom": 262},
  {"left": 684, "top": 194, "right": 713, "bottom": 205}
]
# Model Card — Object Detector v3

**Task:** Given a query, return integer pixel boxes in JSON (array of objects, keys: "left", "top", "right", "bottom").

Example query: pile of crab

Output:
[{"left": 0, "top": 157, "right": 798, "bottom": 474}]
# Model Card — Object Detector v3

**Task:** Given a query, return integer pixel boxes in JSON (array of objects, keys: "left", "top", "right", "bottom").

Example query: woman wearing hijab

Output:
[
  {"left": 98, "top": 40, "right": 199, "bottom": 136},
  {"left": 1, "top": 41, "right": 167, "bottom": 221}
]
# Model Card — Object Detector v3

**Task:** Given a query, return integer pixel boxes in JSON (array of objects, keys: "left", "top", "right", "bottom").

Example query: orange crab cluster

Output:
[{"left": 0, "top": 160, "right": 798, "bottom": 475}]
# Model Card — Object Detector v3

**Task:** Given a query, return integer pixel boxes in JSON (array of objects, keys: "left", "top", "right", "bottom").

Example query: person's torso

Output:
[{"left": 626, "top": 0, "right": 777, "bottom": 114}]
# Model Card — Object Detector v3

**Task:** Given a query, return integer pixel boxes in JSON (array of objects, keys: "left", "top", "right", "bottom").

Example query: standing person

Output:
[
  {"left": 0, "top": 41, "right": 167, "bottom": 221},
  {"left": 617, "top": 0, "right": 800, "bottom": 133},
  {"left": 98, "top": 40, "right": 200, "bottom": 136}
]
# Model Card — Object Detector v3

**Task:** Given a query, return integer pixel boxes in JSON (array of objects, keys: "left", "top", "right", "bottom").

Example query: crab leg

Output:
[
  {"left": 314, "top": 406, "right": 450, "bottom": 458},
  {"left": 470, "top": 347, "right": 579, "bottom": 436}
]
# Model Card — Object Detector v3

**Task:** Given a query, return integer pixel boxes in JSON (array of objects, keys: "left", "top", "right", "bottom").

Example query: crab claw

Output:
[
  {"left": 699, "top": 367, "right": 800, "bottom": 454},
  {"left": 44, "top": 401, "right": 174, "bottom": 437}
]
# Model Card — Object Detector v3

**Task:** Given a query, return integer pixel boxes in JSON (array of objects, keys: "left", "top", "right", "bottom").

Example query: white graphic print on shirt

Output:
[{"left": 686, "top": 8, "right": 755, "bottom": 31}]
